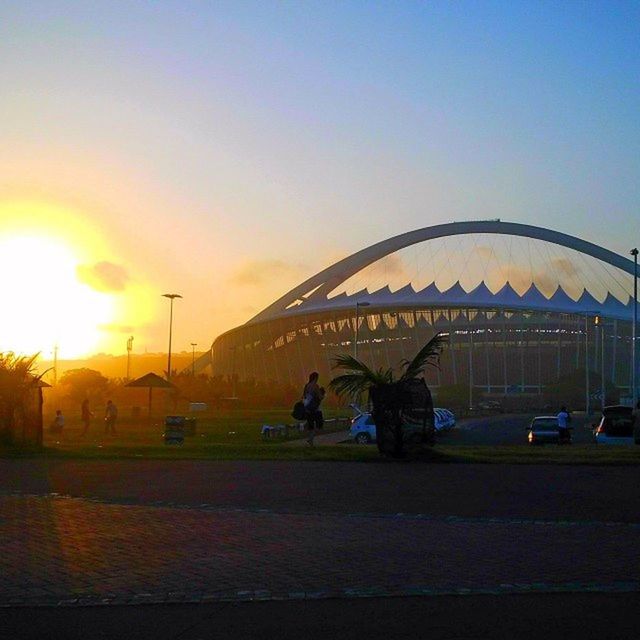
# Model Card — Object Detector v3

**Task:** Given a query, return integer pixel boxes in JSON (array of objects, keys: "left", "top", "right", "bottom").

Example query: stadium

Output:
[{"left": 197, "top": 221, "right": 638, "bottom": 404}]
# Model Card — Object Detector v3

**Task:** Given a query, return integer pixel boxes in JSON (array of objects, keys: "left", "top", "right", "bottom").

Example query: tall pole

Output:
[
  {"left": 600, "top": 318, "right": 605, "bottom": 410},
  {"left": 354, "top": 302, "right": 370, "bottom": 361},
  {"left": 162, "top": 293, "right": 182, "bottom": 382},
  {"left": 632, "top": 248, "right": 638, "bottom": 409},
  {"left": 585, "top": 314, "right": 590, "bottom": 416},
  {"left": 126, "top": 335, "right": 134, "bottom": 380},
  {"left": 53, "top": 344, "right": 58, "bottom": 386},
  {"left": 191, "top": 342, "right": 197, "bottom": 376},
  {"left": 468, "top": 329, "right": 474, "bottom": 411}
]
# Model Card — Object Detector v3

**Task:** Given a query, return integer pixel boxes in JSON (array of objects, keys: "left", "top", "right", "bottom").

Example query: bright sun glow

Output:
[
  {"left": 0, "top": 234, "right": 116, "bottom": 358},
  {"left": 0, "top": 200, "right": 154, "bottom": 359}
]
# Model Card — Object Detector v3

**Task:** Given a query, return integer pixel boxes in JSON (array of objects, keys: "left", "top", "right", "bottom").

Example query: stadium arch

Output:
[{"left": 195, "top": 220, "right": 637, "bottom": 402}]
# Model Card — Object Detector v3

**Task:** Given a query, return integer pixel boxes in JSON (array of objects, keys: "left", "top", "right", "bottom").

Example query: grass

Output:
[{"left": 2, "top": 409, "right": 639, "bottom": 465}]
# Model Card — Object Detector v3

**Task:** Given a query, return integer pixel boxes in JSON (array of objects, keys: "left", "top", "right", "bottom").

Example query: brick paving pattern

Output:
[{"left": 4, "top": 493, "right": 639, "bottom": 606}]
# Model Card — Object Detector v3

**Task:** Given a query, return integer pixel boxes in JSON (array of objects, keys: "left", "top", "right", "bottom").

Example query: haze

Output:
[{"left": 1, "top": 1, "right": 638, "bottom": 358}]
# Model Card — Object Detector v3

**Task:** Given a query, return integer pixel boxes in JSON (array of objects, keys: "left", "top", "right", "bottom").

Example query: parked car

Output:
[
  {"left": 434, "top": 408, "right": 456, "bottom": 432},
  {"left": 348, "top": 406, "right": 455, "bottom": 444},
  {"left": 593, "top": 405, "right": 637, "bottom": 445},
  {"left": 526, "top": 415, "right": 568, "bottom": 445},
  {"left": 349, "top": 410, "right": 376, "bottom": 444},
  {"left": 477, "top": 400, "right": 503, "bottom": 413}
]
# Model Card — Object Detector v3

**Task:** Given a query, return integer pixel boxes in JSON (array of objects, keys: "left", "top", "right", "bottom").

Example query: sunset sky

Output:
[{"left": 1, "top": 1, "right": 638, "bottom": 359}]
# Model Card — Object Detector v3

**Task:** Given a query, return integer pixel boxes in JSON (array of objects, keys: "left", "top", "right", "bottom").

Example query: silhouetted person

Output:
[
  {"left": 80, "top": 398, "right": 92, "bottom": 436},
  {"left": 557, "top": 405, "right": 571, "bottom": 443},
  {"left": 104, "top": 400, "right": 118, "bottom": 435},
  {"left": 302, "top": 372, "right": 324, "bottom": 446},
  {"left": 49, "top": 409, "right": 65, "bottom": 434}
]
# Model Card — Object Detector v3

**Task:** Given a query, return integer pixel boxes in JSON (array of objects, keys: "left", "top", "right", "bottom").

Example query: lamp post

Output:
[
  {"left": 585, "top": 310, "right": 600, "bottom": 416},
  {"left": 354, "top": 302, "right": 370, "bottom": 361},
  {"left": 191, "top": 342, "right": 197, "bottom": 377},
  {"left": 162, "top": 293, "right": 182, "bottom": 382},
  {"left": 595, "top": 315, "right": 605, "bottom": 410},
  {"left": 469, "top": 329, "right": 474, "bottom": 411},
  {"left": 631, "top": 248, "right": 638, "bottom": 409},
  {"left": 126, "top": 336, "right": 134, "bottom": 380}
]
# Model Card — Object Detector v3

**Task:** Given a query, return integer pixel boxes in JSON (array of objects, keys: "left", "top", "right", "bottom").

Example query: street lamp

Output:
[
  {"left": 126, "top": 336, "right": 134, "bottom": 380},
  {"left": 585, "top": 310, "right": 600, "bottom": 416},
  {"left": 191, "top": 342, "right": 197, "bottom": 377},
  {"left": 631, "top": 248, "right": 638, "bottom": 409},
  {"left": 595, "top": 315, "right": 605, "bottom": 410},
  {"left": 162, "top": 293, "right": 182, "bottom": 382},
  {"left": 354, "top": 302, "right": 370, "bottom": 361}
]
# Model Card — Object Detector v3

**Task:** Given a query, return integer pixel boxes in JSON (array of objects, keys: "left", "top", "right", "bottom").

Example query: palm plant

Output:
[
  {"left": 0, "top": 352, "right": 46, "bottom": 445},
  {"left": 330, "top": 332, "right": 447, "bottom": 457}
]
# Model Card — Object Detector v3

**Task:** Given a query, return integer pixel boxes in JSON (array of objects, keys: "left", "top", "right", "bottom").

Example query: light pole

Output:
[
  {"left": 595, "top": 315, "right": 605, "bottom": 410},
  {"left": 631, "top": 248, "right": 638, "bottom": 409},
  {"left": 354, "top": 302, "right": 370, "bottom": 361},
  {"left": 585, "top": 310, "right": 600, "bottom": 416},
  {"left": 585, "top": 314, "right": 589, "bottom": 416},
  {"left": 468, "top": 329, "right": 474, "bottom": 411},
  {"left": 162, "top": 293, "right": 182, "bottom": 382},
  {"left": 126, "top": 336, "right": 134, "bottom": 380},
  {"left": 191, "top": 342, "right": 197, "bottom": 377}
]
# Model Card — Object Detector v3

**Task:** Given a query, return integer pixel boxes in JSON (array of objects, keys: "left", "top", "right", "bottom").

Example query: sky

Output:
[{"left": 0, "top": 1, "right": 638, "bottom": 359}]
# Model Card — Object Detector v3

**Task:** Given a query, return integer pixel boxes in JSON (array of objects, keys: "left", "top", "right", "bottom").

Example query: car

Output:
[
  {"left": 593, "top": 405, "right": 637, "bottom": 445},
  {"left": 526, "top": 415, "right": 566, "bottom": 445},
  {"left": 349, "top": 410, "right": 376, "bottom": 444},
  {"left": 434, "top": 408, "right": 456, "bottom": 432},
  {"left": 348, "top": 406, "right": 455, "bottom": 444},
  {"left": 477, "top": 400, "right": 503, "bottom": 413}
]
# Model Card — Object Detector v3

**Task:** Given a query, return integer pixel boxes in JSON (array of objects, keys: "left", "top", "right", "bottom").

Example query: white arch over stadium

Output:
[{"left": 248, "top": 220, "right": 636, "bottom": 325}]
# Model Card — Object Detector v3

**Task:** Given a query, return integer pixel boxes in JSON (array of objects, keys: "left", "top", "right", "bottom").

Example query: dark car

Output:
[
  {"left": 593, "top": 405, "right": 637, "bottom": 446},
  {"left": 527, "top": 415, "right": 565, "bottom": 445}
]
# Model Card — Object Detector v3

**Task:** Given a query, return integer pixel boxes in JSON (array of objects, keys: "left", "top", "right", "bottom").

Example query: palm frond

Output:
[
  {"left": 400, "top": 332, "right": 448, "bottom": 381},
  {"left": 329, "top": 354, "right": 393, "bottom": 398}
]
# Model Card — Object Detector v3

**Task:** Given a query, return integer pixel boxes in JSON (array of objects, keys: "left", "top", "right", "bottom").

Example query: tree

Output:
[
  {"left": 0, "top": 353, "right": 45, "bottom": 445},
  {"left": 58, "top": 368, "right": 110, "bottom": 406},
  {"left": 329, "top": 333, "right": 447, "bottom": 457}
]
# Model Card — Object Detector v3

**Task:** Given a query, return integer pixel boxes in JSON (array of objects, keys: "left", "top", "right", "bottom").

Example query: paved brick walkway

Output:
[{"left": 2, "top": 492, "right": 639, "bottom": 606}]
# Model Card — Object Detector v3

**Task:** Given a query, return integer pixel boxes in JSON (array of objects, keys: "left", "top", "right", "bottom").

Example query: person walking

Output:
[
  {"left": 302, "top": 372, "right": 324, "bottom": 446},
  {"left": 80, "top": 398, "right": 92, "bottom": 436},
  {"left": 557, "top": 405, "right": 571, "bottom": 444},
  {"left": 104, "top": 400, "right": 118, "bottom": 435}
]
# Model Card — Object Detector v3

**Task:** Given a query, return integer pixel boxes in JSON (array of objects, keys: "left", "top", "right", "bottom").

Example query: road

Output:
[
  {"left": 437, "top": 413, "right": 594, "bottom": 446},
  {"left": 1, "top": 418, "right": 639, "bottom": 638}
]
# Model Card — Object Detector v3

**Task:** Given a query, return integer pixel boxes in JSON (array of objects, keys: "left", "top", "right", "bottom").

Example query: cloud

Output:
[
  {"left": 229, "top": 259, "right": 305, "bottom": 287},
  {"left": 550, "top": 257, "right": 580, "bottom": 278},
  {"left": 473, "top": 245, "right": 494, "bottom": 260},
  {"left": 77, "top": 261, "right": 129, "bottom": 292},
  {"left": 381, "top": 253, "right": 408, "bottom": 277}
]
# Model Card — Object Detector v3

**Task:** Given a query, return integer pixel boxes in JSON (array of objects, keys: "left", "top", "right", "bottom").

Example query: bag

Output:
[{"left": 292, "top": 401, "right": 306, "bottom": 420}]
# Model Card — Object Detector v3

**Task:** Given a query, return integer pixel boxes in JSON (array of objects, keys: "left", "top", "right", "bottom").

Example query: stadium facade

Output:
[{"left": 197, "top": 221, "right": 638, "bottom": 398}]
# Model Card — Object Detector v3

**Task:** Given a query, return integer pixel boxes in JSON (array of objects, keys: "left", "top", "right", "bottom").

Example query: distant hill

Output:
[{"left": 37, "top": 352, "right": 204, "bottom": 382}]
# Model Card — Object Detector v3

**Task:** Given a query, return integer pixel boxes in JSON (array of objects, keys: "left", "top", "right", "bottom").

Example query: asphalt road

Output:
[{"left": 436, "top": 413, "right": 594, "bottom": 446}]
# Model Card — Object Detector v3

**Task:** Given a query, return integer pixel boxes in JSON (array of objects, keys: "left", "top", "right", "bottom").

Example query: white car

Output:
[{"left": 348, "top": 406, "right": 455, "bottom": 444}]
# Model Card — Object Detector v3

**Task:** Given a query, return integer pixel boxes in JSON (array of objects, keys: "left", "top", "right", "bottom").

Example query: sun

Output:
[
  {"left": 0, "top": 233, "right": 117, "bottom": 358},
  {"left": 0, "top": 201, "right": 123, "bottom": 359}
]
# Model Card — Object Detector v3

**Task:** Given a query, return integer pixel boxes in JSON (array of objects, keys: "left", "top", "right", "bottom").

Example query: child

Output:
[{"left": 50, "top": 410, "right": 65, "bottom": 434}]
